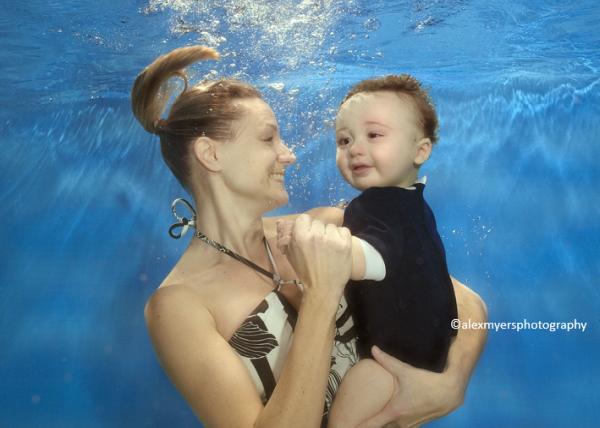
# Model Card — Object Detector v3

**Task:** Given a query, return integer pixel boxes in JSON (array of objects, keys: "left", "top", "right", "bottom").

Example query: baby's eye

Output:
[
  {"left": 337, "top": 137, "right": 350, "bottom": 146},
  {"left": 368, "top": 132, "right": 383, "bottom": 139}
]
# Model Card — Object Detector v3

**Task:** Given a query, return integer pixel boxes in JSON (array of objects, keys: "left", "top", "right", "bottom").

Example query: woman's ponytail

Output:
[
  {"left": 131, "top": 46, "right": 219, "bottom": 134},
  {"left": 130, "top": 45, "right": 261, "bottom": 191}
]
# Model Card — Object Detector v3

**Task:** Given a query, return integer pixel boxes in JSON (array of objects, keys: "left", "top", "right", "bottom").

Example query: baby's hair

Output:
[
  {"left": 131, "top": 45, "right": 262, "bottom": 191},
  {"left": 340, "top": 75, "right": 439, "bottom": 145}
]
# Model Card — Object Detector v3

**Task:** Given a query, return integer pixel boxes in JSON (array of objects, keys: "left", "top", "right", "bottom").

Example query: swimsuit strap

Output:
[
  {"left": 168, "top": 198, "right": 302, "bottom": 291},
  {"left": 264, "top": 236, "right": 303, "bottom": 291}
]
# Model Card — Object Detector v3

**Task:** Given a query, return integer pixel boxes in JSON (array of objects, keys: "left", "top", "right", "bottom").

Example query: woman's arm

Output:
[
  {"left": 260, "top": 215, "right": 354, "bottom": 428},
  {"left": 145, "top": 284, "right": 338, "bottom": 428},
  {"left": 145, "top": 286, "right": 265, "bottom": 428},
  {"left": 357, "top": 278, "right": 488, "bottom": 428},
  {"left": 263, "top": 206, "right": 344, "bottom": 236},
  {"left": 443, "top": 277, "right": 489, "bottom": 404},
  {"left": 273, "top": 213, "right": 367, "bottom": 281},
  {"left": 145, "top": 216, "right": 353, "bottom": 428}
]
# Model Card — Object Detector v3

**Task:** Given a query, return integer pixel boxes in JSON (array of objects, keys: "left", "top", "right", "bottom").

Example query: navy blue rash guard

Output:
[{"left": 342, "top": 183, "right": 458, "bottom": 372}]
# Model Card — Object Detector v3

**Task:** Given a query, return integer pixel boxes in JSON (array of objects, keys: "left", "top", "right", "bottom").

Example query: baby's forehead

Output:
[
  {"left": 346, "top": 90, "right": 412, "bottom": 108},
  {"left": 338, "top": 91, "right": 419, "bottom": 123}
]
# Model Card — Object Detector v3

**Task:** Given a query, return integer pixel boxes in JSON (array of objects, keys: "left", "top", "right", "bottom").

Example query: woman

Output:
[{"left": 131, "top": 45, "right": 487, "bottom": 428}]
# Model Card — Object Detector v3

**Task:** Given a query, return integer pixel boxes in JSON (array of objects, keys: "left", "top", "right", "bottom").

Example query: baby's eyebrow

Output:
[{"left": 364, "top": 120, "right": 391, "bottom": 129}]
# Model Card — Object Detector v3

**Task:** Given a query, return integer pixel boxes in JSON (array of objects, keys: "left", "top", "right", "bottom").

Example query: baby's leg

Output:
[{"left": 328, "top": 358, "right": 394, "bottom": 428}]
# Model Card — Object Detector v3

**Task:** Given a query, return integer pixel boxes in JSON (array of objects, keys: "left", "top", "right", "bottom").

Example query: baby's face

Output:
[{"left": 335, "top": 91, "right": 424, "bottom": 191}]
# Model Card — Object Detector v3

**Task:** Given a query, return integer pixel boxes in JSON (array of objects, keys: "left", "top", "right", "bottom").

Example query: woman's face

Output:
[{"left": 218, "top": 97, "right": 296, "bottom": 210}]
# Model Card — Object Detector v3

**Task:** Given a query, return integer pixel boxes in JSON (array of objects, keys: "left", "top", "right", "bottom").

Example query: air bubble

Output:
[
  {"left": 363, "top": 18, "right": 381, "bottom": 31},
  {"left": 268, "top": 82, "right": 285, "bottom": 92}
]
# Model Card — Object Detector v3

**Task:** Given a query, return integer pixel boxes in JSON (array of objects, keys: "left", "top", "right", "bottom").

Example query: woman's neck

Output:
[{"left": 189, "top": 188, "right": 268, "bottom": 261}]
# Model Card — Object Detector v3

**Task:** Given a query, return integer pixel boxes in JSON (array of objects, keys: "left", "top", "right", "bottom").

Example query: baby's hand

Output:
[{"left": 276, "top": 219, "right": 295, "bottom": 254}]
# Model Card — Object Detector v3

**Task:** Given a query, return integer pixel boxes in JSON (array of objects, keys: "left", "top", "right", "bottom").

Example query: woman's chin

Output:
[{"left": 265, "top": 191, "right": 289, "bottom": 210}]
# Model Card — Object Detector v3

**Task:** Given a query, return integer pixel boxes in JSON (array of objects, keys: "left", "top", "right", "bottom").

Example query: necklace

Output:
[{"left": 168, "top": 198, "right": 302, "bottom": 292}]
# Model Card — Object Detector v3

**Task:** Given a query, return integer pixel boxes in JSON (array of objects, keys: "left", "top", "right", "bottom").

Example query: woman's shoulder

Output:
[
  {"left": 143, "top": 283, "right": 219, "bottom": 363},
  {"left": 146, "top": 263, "right": 282, "bottom": 341},
  {"left": 145, "top": 283, "right": 214, "bottom": 327},
  {"left": 145, "top": 265, "right": 227, "bottom": 331},
  {"left": 149, "top": 281, "right": 204, "bottom": 302}
]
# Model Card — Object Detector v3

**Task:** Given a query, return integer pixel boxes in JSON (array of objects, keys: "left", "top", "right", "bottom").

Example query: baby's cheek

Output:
[{"left": 335, "top": 157, "right": 346, "bottom": 173}]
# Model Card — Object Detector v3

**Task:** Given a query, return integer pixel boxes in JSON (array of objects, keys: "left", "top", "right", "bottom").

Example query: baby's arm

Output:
[
  {"left": 351, "top": 236, "right": 387, "bottom": 282},
  {"left": 277, "top": 220, "right": 385, "bottom": 282},
  {"left": 350, "top": 236, "right": 366, "bottom": 280}
]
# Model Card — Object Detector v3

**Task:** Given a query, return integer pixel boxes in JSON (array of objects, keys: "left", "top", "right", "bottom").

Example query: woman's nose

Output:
[{"left": 278, "top": 143, "right": 296, "bottom": 165}]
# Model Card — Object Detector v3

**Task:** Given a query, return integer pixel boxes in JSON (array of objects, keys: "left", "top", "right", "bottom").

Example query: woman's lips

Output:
[
  {"left": 351, "top": 165, "right": 372, "bottom": 176},
  {"left": 270, "top": 172, "right": 285, "bottom": 182}
]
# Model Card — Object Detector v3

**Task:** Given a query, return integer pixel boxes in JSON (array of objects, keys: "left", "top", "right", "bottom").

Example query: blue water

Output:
[{"left": 2, "top": 0, "right": 599, "bottom": 427}]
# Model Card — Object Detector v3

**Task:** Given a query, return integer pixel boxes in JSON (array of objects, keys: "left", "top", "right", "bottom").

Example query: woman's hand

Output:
[
  {"left": 276, "top": 218, "right": 295, "bottom": 255},
  {"left": 277, "top": 214, "right": 352, "bottom": 309},
  {"left": 355, "top": 346, "right": 462, "bottom": 428}
]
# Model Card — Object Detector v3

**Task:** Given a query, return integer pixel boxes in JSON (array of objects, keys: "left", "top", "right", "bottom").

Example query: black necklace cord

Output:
[{"left": 169, "top": 198, "right": 302, "bottom": 291}]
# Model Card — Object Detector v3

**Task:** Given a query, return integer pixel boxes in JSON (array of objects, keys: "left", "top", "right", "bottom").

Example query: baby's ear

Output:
[{"left": 414, "top": 137, "right": 432, "bottom": 166}]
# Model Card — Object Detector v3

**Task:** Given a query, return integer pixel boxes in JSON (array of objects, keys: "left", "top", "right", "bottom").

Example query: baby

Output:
[{"left": 280, "top": 75, "right": 458, "bottom": 427}]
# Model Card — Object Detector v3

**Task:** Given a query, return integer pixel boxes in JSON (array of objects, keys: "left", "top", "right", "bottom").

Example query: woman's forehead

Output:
[
  {"left": 228, "top": 98, "right": 279, "bottom": 140},
  {"left": 237, "top": 98, "right": 278, "bottom": 127}
]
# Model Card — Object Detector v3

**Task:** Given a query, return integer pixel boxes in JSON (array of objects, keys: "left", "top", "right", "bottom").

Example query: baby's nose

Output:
[{"left": 349, "top": 140, "right": 365, "bottom": 156}]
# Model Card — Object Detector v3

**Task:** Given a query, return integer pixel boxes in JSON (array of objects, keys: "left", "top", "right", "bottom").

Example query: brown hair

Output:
[
  {"left": 131, "top": 45, "right": 262, "bottom": 190},
  {"left": 340, "top": 74, "right": 439, "bottom": 144}
]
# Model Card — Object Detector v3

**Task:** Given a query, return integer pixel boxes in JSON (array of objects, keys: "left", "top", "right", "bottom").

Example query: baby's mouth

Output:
[{"left": 351, "top": 164, "right": 372, "bottom": 176}]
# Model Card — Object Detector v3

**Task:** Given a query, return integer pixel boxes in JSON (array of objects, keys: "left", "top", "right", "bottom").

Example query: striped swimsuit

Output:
[{"left": 228, "top": 290, "right": 358, "bottom": 427}]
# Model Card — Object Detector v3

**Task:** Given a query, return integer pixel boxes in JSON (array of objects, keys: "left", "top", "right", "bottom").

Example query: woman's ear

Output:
[
  {"left": 413, "top": 137, "right": 432, "bottom": 166},
  {"left": 191, "top": 137, "right": 222, "bottom": 172}
]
